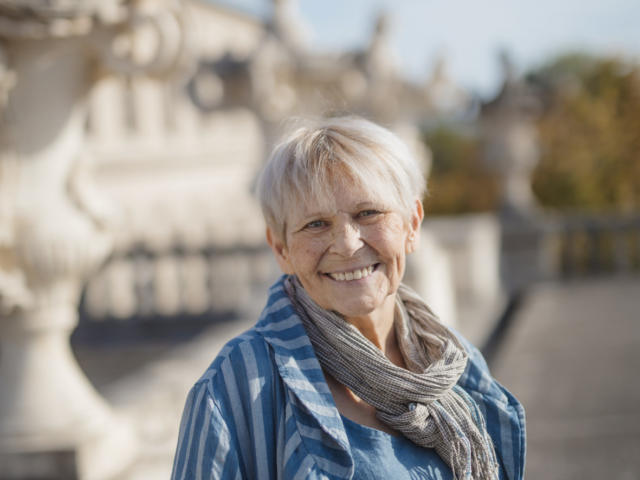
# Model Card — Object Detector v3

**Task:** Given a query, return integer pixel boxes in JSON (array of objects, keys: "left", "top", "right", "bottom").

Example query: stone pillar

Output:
[{"left": 0, "top": 3, "right": 186, "bottom": 478}]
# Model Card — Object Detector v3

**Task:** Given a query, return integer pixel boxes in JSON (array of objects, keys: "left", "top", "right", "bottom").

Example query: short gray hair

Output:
[{"left": 256, "top": 116, "right": 426, "bottom": 241}]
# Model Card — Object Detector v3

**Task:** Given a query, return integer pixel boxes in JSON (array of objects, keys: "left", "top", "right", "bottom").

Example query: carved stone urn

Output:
[{"left": 0, "top": 1, "right": 185, "bottom": 478}]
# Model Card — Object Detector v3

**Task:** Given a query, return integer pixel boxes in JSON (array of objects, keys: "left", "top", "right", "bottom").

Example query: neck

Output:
[{"left": 345, "top": 295, "right": 405, "bottom": 368}]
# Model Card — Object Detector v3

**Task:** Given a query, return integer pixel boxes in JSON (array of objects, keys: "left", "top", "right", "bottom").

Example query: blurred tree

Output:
[
  {"left": 528, "top": 53, "right": 640, "bottom": 212},
  {"left": 423, "top": 126, "right": 500, "bottom": 214}
]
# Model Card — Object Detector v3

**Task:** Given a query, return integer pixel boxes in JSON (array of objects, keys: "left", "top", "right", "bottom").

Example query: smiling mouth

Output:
[{"left": 324, "top": 264, "right": 378, "bottom": 282}]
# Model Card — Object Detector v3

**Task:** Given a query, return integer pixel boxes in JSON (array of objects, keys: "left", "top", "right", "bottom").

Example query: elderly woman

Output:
[{"left": 171, "top": 117, "right": 525, "bottom": 480}]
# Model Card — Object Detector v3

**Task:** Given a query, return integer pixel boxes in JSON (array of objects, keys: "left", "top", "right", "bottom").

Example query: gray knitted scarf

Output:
[{"left": 284, "top": 275, "right": 499, "bottom": 480}]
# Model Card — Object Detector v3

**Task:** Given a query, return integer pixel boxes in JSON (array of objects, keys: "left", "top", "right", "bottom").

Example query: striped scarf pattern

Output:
[{"left": 285, "top": 275, "right": 499, "bottom": 480}]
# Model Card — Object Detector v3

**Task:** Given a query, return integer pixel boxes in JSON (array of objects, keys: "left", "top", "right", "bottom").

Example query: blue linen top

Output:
[
  {"left": 341, "top": 414, "right": 452, "bottom": 480},
  {"left": 171, "top": 276, "right": 526, "bottom": 480}
]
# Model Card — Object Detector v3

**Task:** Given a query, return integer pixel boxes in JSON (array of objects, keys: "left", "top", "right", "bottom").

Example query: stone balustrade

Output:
[
  {"left": 81, "top": 242, "right": 276, "bottom": 323},
  {"left": 544, "top": 212, "right": 640, "bottom": 278}
]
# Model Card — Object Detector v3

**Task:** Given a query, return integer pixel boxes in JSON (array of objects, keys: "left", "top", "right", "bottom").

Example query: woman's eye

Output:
[
  {"left": 304, "top": 220, "right": 326, "bottom": 229},
  {"left": 358, "top": 209, "right": 380, "bottom": 218}
]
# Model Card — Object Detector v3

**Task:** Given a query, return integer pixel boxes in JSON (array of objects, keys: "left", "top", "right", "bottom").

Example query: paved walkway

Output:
[{"left": 491, "top": 276, "right": 640, "bottom": 480}]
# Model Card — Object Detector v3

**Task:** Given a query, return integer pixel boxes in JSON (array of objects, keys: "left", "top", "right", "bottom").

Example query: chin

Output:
[{"left": 332, "top": 299, "right": 381, "bottom": 319}]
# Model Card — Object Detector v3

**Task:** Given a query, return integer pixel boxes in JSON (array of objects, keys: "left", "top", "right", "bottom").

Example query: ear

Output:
[
  {"left": 266, "top": 227, "right": 294, "bottom": 274},
  {"left": 405, "top": 199, "right": 424, "bottom": 254}
]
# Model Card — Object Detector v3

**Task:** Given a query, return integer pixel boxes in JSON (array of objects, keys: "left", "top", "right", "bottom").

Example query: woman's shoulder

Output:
[
  {"left": 453, "top": 331, "right": 514, "bottom": 406},
  {"left": 188, "top": 276, "right": 308, "bottom": 407},
  {"left": 190, "top": 327, "right": 275, "bottom": 400}
]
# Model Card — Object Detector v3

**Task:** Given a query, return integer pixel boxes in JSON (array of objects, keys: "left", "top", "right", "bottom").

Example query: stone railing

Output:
[
  {"left": 499, "top": 211, "right": 640, "bottom": 292},
  {"left": 79, "top": 210, "right": 640, "bottom": 339},
  {"left": 78, "top": 213, "right": 505, "bottom": 348},
  {"left": 80, "top": 242, "right": 276, "bottom": 325},
  {"left": 544, "top": 212, "right": 640, "bottom": 278}
]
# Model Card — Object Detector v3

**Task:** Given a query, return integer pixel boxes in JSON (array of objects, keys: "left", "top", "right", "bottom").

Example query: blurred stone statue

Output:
[
  {"left": 481, "top": 50, "right": 541, "bottom": 220},
  {"left": 480, "top": 50, "right": 546, "bottom": 294},
  {"left": 0, "top": 1, "right": 186, "bottom": 478},
  {"left": 424, "top": 54, "right": 472, "bottom": 117},
  {"left": 271, "top": 0, "right": 310, "bottom": 55}
]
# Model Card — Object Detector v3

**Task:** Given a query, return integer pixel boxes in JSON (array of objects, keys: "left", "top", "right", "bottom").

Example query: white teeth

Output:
[{"left": 328, "top": 265, "right": 375, "bottom": 282}]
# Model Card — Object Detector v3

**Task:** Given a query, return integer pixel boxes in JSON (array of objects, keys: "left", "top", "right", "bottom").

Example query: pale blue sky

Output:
[{"left": 213, "top": 0, "right": 640, "bottom": 96}]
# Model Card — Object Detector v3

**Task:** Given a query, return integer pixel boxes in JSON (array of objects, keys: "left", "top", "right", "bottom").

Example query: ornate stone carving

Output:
[
  {"left": 0, "top": 0, "right": 125, "bottom": 39},
  {"left": 0, "top": 1, "right": 187, "bottom": 478},
  {"left": 94, "top": 1, "right": 187, "bottom": 77}
]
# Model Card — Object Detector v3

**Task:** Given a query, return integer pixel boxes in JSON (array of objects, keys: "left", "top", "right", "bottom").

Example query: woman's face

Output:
[{"left": 267, "top": 179, "right": 423, "bottom": 321}]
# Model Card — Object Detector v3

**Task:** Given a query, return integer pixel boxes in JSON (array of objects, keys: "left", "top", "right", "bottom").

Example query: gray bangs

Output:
[{"left": 257, "top": 116, "right": 426, "bottom": 242}]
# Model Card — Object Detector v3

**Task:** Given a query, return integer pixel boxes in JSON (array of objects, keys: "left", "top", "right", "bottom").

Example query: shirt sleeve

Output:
[{"left": 171, "top": 381, "right": 243, "bottom": 480}]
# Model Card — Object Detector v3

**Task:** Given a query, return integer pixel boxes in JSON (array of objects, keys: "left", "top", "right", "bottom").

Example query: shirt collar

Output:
[{"left": 255, "top": 275, "right": 351, "bottom": 453}]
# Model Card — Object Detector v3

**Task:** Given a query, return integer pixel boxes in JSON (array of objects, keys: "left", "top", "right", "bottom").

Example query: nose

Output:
[{"left": 330, "top": 218, "right": 363, "bottom": 256}]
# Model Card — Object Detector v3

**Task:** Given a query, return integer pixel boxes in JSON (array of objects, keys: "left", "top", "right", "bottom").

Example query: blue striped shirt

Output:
[{"left": 171, "top": 276, "right": 526, "bottom": 480}]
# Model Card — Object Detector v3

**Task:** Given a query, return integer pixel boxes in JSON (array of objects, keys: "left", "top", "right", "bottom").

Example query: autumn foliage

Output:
[
  {"left": 423, "top": 53, "right": 640, "bottom": 215},
  {"left": 529, "top": 54, "right": 640, "bottom": 212}
]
